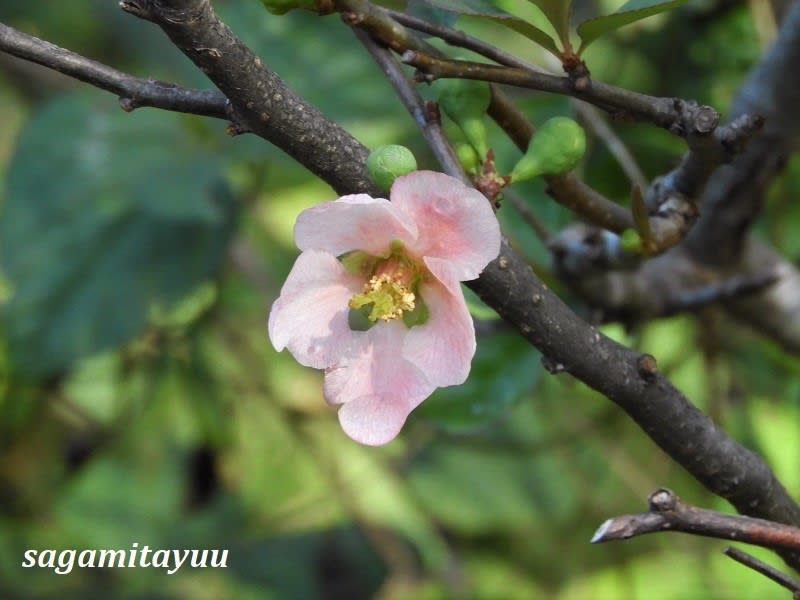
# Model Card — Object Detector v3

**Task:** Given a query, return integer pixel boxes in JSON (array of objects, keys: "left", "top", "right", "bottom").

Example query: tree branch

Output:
[
  {"left": 382, "top": 6, "right": 543, "bottom": 73},
  {"left": 333, "top": 0, "right": 633, "bottom": 232},
  {"left": 724, "top": 547, "right": 800, "bottom": 597},
  {"left": 539, "top": 4, "right": 800, "bottom": 339},
  {"left": 686, "top": 1, "right": 800, "bottom": 266},
  {"left": 593, "top": 488, "right": 800, "bottom": 551},
  {"left": 401, "top": 51, "right": 716, "bottom": 134},
  {"left": 0, "top": 22, "right": 231, "bottom": 120},
  {"left": 665, "top": 2, "right": 800, "bottom": 354},
  {"left": 119, "top": 0, "right": 374, "bottom": 195},
  {"left": 352, "top": 28, "right": 465, "bottom": 182}
]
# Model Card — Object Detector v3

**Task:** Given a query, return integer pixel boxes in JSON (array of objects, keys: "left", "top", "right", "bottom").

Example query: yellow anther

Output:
[{"left": 349, "top": 273, "right": 416, "bottom": 322}]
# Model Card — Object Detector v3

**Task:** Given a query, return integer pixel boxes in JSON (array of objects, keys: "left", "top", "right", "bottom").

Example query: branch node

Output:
[
  {"left": 541, "top": 355, "right": 566, "bottom": 374},
  {"left": 648, "top": 488, "right": 677, "bottom": 512},
  {"left": 340, "top": 11, "right": 362, "bottom": 26},
  {"left": 637, "top": 354, "right": 658, "bottom": 382},
  {"left": 118, "top": 0, "right": 154, "bottom": 21},
  {"left": 694, "top": 105, "right": 720, "bottom": 134},
  {"left": 118, "top": 97, "right": 136, "bottom": 112}
]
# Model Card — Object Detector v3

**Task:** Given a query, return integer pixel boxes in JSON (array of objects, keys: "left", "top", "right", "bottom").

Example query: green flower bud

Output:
[
  {"left": 455, "top": 143, "right": 480, "bottom": 175},
  {"left": 433, "top": 78, "right": 491, "bottom": 159},
  {"left": 259, "top": 0, "right": 316, "bottom": 15},
  {"left": 620, "top": 228, "right": 642, "bottom": 253},
  {"left": 509, "top": 117, "right": 586, "bottom": 182},
  {"left": 366, "top": 145, "right": 418, "bottom": 193}
]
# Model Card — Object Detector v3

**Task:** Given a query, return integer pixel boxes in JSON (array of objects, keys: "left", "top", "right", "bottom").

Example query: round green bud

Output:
[
  {"left": 433, "top": 78, "right": 491, "bottom": 159},
  {"left": 366, "top": 145, "right": 418, "bottom": 193},
  {"left": 509, "top": 117, "right": 586, "bottom": 182}
]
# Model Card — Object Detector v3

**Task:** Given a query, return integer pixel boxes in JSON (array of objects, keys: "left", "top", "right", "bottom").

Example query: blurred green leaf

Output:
[
  {"left": 418, "top": 331, "right": 541, "bottom": 432},
  {"left": 576, "top": 0, "right": 691, "bottom": 54},
  {"left": 748, "top": 396, "right": 800, "bottom": 494},
  {"left": 527, "top": 0, "right": 572, "bottom": 44},
  {"left": 304, "top": 419, "right": 451, "bottom": 569},
  {"left": 464, "top": 286, "right": 501, "bottom": 320},
  {"left": 408, "top": 443, "right": 542, "bottom": 534},
  {"left": 418, "top": 0, "right": 560, "bottom": 55},
  {"left": 0, "top": 93, "right": 239, "bottom": 377},
  {"left": 407, "top": 0, "right": 460, "bottom": 29}
]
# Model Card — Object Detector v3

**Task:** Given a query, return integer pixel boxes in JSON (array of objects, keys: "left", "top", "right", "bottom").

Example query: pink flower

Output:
[{"left": 268, "top": 171, "right": 501, "bottom": 445}]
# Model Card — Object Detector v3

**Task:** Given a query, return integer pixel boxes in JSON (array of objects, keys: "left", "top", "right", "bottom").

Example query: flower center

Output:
[
  {"left": 342, "top": 242, "right": 430, "bottom": 331},
  {"left": 349, "top": 270, "right": 415, "bottom": 322}
]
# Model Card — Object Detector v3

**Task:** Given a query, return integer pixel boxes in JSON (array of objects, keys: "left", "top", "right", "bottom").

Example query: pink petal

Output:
[
  {"left": 423, "top": 256, "right": 463, "bottom": 298},
  {"left": 402, "top": 272, "right": 476, "bottom": 387},
  {"left": 268, "top": 250, "right": 364, "bottom": 369},
  {"left": 295, "top": 195, "right": 418, "bottom": 257},
  {"left": 323, "top": 322, "right": 434, "bottom": 445},
  {"left": 390, "top": 171, "right": 501, "bottom": 280},
  {"left": 337, "top": 394, "right": 420, "bottom": 446}
]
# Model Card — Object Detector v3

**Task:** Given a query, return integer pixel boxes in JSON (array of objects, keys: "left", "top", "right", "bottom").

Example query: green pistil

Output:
[{"left": 342, "top": 241, "right": 431, "bottom": 330}]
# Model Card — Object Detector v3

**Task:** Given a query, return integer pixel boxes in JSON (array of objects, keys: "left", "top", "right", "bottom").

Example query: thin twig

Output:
[
  {"left": 545, "top": 174, "right": 634, "bottom": 234},
  {"left": 352, "top": 28, "right": 466, "bottom": 182},
  {"left": 661, "top": 270, "right": 779, "bottom": 315},
  {"left": 335, "top": 0, "right": 632, "bottom": 232},
  {"left": 402, "top": 51, "right": 712, "bottom": 135},
  {"left": 724, "top": 547, "right": 800, "bottom": 597},
  {"left": 0, "top": 22, "right": 232, "bottom": 120},
  {"left": 574, "top": 101, "right": 649, "bottom": 190},
  {"left": 382, "top": 7, "right": 543, "bottom": 72},
  {"left": 506, "top": 190, "right": 551, "bottom": 244},
  {"left": 662, "top": 112, "right": 765, "bottom": 202},
  {"left": 592, "top": 488, "right": 800, "bottom": 551}
]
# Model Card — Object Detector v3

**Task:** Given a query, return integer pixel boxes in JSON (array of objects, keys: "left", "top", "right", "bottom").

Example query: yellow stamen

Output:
[{"left": 349, "top": 273, "right": 416, "bottom": 322}]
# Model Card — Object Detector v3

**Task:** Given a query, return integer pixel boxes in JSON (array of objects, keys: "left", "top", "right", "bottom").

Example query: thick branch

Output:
[
  {"left": 723, "top": 240, "right": 800, "bottom": 354},
  {"left": 468, "top": 245, "right": 800, "bottom": 570},
  {"left": 120, "top": 0, "right": 372, "bottom": 195},
  {"left": 686, "top": 1, "right": 800, "bottom": 266},
  {"left": 0, "top": 22, "right": 231, "bottom": 119},
  {"left": 542, "top": 4, "right": 800, "bottom": 337},
  {"left": 686, "top": 2, "right": 800, "bottom": 351}
]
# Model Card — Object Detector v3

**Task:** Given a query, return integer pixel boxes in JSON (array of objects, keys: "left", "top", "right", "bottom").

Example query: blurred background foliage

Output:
[{"left": 0, "top": 0, "right": 798, "bottom": 598}]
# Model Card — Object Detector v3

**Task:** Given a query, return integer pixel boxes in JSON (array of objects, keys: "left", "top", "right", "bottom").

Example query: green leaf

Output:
[
  {"left": 406, "top": 0, "right": 459, "bottom": 29},
  {"left": 417, "top": 332, "right": 541, "bottom": 432},
  {"left": 417, "top": 0, "right": 561, "bottom": 56},
  {"left": 464, "top": 286, "right": 500, "bottom": 320},
  {"left": 408, "top": 444, "right": 542, "bottom": 534},
  {"left": 527, "top": 0, "right": 572, "bottom": 45},
  {"left": 0, "top": 93, "right": 239, "bottom": 377},
  {"left": 576, "top": 0, "right": 691, "bottom": 54}
]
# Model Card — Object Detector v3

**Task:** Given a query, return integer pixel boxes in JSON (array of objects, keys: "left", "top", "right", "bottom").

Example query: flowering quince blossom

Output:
[{"left": 268, "top": 171, "right": 501, "bottom": 446}]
